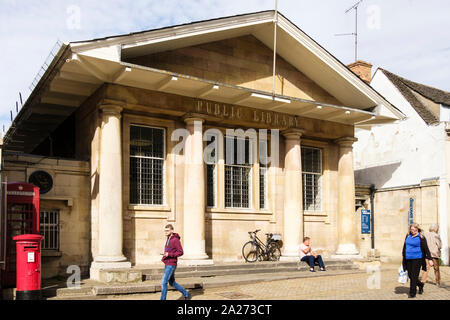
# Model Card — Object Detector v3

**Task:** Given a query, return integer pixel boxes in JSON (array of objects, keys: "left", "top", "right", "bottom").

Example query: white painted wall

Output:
[
  {"left": 354, "top": 70, "right": 446, "bottom": 189},
  {"left": 354, "top": 69, "right": 450, "bottom": 265}
]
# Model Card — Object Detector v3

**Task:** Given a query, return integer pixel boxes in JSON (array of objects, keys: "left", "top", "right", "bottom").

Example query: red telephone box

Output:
[{"left": 1, "top": 182, "right": 40, "bottom": 288}]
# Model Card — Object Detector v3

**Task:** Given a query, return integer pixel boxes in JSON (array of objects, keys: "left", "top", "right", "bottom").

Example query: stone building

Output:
[
  {"left": 1, "top": 11, "right": 401, "bottom": 279},
  {"left": 354, "top": 66, "right": 450, "bottom": 265}
]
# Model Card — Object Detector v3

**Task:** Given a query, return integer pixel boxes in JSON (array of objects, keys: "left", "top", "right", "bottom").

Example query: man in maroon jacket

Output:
[{"left": 160, "top": 224, "right": 192, "bottom": 300}]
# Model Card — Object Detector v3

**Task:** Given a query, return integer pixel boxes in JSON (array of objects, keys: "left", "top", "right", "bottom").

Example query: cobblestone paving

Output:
[{"left": 107, "top": 264, "right": 450, "bottom": 300}]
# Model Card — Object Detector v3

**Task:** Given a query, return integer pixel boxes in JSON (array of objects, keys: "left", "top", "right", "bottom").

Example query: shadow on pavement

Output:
[
  {"left": 176, "top": 288, "right": 205, "bottom": 300},
  {"left": 394, "top": 286, "right": 409, "bottom": 296}
]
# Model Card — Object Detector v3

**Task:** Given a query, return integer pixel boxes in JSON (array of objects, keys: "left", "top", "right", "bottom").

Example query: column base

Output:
[
  {"left": 335, "top": 243, "right": 359, "bottom": 255},
  {"left": 179, "top": 253, "right": 213, "bottom": 266},
  {"left": 331, "top": 244, "right": 363, "bottom": 260},
  {"left": 93, "top": 255, "right": 128, "bottom": 262},
  {"left": 280, "top": 247, "right": 300, "bottom": 262},
  {"left": 331, "top": 254, "right": 364, "bottom": 261},
  {"left": 280, "top": 255, "right": 299, "bottom": 262},
  {"left": 90, "top": 261, "right": 132, "bottom": 281}
]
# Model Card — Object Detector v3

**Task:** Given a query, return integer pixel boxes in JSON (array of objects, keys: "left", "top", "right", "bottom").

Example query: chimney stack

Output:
[{"left": 347, "top": 60, "right": 373, "bottom": 84}]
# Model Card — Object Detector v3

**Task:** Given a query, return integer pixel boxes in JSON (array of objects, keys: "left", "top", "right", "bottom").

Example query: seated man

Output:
[{"left": 299, "top": 237, "right": 326, "bottom": 272}]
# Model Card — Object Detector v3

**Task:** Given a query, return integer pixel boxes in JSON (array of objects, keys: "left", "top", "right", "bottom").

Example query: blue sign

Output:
[
  {"left": 361, "top": 209, "right": 371, "bottom": 234},
  {"left": 409, "top": 198, "right": 414, "bottom": 225}
]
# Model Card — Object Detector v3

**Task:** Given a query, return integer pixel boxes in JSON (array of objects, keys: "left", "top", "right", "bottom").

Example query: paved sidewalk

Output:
[{"left": 100, "top": 264, "right": 450, "bottom": 300}]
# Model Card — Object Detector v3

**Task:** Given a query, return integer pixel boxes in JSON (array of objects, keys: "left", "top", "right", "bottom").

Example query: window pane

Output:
[
  {"left": 207, "top": 164, "right": 216, "bottom": 207},
  {"left": 225, "top": 165, "right": 232, "bottom": 207},
  {"left": 301, "top": 147, "right": 322, "bottom": 211},
  {"left": 39, "top": 210, "right": 59, "bottom": 251},
  {"left": 130, "top": 125, "right": 164, "bottom": 159},
  {"left": 259, "top": 166, "right": 267, "bottom": 209},
  {"left": 225, "top": 136, "right": 251, "bottom": 165},
  {"left": 130, "top": 125, "right": 165, "bottom": 205},
  {"left": 301, "top": 147, "right": 321, "bottom": 173},
  {"left": 225, "top": 165, "right": 251, "bottom": 208}
]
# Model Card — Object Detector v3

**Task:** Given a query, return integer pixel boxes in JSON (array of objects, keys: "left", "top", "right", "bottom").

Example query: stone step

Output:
[
  {"left": 143, "top": 263, "right": 358, "bottom": 280},
  {"left": 138, "top": 259, "right": 354, "bottom": 274},
  {"left": 49, "top": 268, "right": 364, "bottom": 299},
  {"left": 93, "top": 259, "right": 357, "bottom": 284}
]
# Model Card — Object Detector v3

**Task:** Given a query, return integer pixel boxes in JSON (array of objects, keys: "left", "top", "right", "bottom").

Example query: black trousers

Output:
[
  {"left": 406, "top": 258, "right": 424, "bottom": 295},
  {"left": 301, "top": 255, "right": 325, "bottom": 269}
]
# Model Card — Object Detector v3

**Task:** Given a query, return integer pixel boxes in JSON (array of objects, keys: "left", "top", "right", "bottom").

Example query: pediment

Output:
[{"left": 124, "top": 35, "right": 342, "bottom": 106}]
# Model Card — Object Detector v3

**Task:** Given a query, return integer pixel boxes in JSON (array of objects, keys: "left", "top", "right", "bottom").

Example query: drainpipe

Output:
[{"left": 370, "top": 184, "right": 376, "bottom": 250}]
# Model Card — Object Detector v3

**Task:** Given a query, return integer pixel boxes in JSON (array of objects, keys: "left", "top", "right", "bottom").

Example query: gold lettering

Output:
[
  {"left": 236, "top": 107, "right": 241, "bottom": 119},
  {"left": 214, "top": 103, "right": 221, "bottom": 116},
  {"left": 253, "top": 111, "right": 259, "bottom": 122},
  {"left": 206, "top": 102, "right": 212, "bottom": 114},
  {"left": 196, "top": 100, "right": 203, "bottom": 112},
  {"left": 266, "top": 112, "right": 272, "bottom": 124},
  {"left": 273, "top": 113, "right": 279, "bottom": 126},
  {"left": 223, "top": 105, "right": 229, "bottom": 117},
  {"left": 288, "top": 117, "right": 294, "bottom": 127}
]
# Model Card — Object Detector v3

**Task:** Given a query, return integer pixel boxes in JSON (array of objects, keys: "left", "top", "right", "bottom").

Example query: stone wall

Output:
[
  {"left": 116, "top": 110, "right": 348, "bottom": 264},
  {"left": 2, "top": 153, "right": 90, "bottom": 278},
  {"left": 125, "top": 35, "right": 342, "bottom": 105},
  {"left": 356, "top": 180, "right": 440, "bottom": 263}
]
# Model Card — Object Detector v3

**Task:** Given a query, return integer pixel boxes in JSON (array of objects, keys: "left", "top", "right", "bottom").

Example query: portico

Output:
[{"left": 1, "top": 11, "right": 403, "bottom": 280}]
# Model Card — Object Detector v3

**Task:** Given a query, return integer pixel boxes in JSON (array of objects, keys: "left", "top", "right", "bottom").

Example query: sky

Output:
[{"left": 1, "top": 0, "right": 449, "bottom": 134}]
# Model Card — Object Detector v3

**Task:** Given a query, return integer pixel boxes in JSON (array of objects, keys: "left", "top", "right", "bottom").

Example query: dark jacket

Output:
[
  {"left": 402, "top": 232, "right": 432, "bottom": 272},
  {"left": 162, "top": 233, "right": 184, "bottom": 266}
]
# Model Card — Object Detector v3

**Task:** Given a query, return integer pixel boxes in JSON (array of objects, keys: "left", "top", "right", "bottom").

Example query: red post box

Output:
[{"left": 13, "top": 234, "right": 43, "bottom": 300}]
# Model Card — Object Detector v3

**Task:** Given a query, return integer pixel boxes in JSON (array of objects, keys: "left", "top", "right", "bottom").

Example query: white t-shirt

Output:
[{"left": 299, "top": 243, "right": 311, "bottom": 259}]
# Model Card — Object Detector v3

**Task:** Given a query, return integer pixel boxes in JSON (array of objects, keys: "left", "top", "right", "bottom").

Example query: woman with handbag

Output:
[{"left": 402, "top": 223, "right": 433, "bottom": 298}]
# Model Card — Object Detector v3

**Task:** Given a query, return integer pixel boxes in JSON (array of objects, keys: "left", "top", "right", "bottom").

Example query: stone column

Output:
[
  {"left": 280, "top": 128, "right": 304, "bottom": 260},
  {"left": 180, "top": 115, "right": 213, "bottom": 265},
  {"left": 334, "top": 137, "right": 360, "bottom": 257},
  {"left": 90, "top": 104, "right": 130, "bottom": 280}
]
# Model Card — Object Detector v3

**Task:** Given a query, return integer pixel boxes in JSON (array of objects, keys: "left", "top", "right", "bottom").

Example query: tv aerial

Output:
[{"left": 335, "top": 0, "right": 363, "bottom": 61}]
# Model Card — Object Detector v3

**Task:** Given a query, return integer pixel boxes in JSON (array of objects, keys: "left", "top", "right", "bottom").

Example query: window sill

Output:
[
  {"left": 303, "top": 211, "right": 327, "bottom": 216},
  {"left": 128, "top": 205, "right": 171, "bottom": 212},
  {"left": 206, "top": 208, "right": 272, "bottom": 221},
  {"left": 42, "top": 251, "right": 62, "bottom": 257},
  {"left": 207, "top": 208, "right": 272, "bottom": 215}
]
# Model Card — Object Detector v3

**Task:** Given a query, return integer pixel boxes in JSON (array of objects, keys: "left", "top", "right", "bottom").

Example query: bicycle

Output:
[{"left": 242, "top": 229, "right": 282, "bottom": 262}]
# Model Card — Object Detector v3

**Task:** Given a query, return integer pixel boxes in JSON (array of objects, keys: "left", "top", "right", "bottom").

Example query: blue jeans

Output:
[
  {"left": 301, "top": 255, "right": 325, "bottom": 269},
  {"left": 160, "top": 265, "right": 189, "bottom": 300}
]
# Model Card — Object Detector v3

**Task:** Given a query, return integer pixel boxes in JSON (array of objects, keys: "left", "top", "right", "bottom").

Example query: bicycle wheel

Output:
[
  {"left": 267, "top": 243, "right": 281, "bottom": 261},
  {"left": 242, "top": 241, "right": 260, "bottom": 262}
]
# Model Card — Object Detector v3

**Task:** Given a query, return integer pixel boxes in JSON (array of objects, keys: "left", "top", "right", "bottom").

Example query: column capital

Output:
[
  {"left": 281, "top": 128, "right": 305, "bottom": 140},
  {"left": 99, "top": 104, "right": 124, "bottom": 117},
  {"left": 334, "top": 136, "right": 358, "bottom": 147},
  {"left": 183, "top": 112, "right": 207, "bottom": 124}
]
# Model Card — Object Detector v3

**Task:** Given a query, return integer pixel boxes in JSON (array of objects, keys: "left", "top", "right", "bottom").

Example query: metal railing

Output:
[{"left": 29, "top": 40, "right": 64, "bottom": 92}]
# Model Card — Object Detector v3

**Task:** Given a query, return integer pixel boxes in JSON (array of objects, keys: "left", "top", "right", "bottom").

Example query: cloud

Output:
[{"left": 1, "top": 0, "right": 449, "bottom": 134}]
